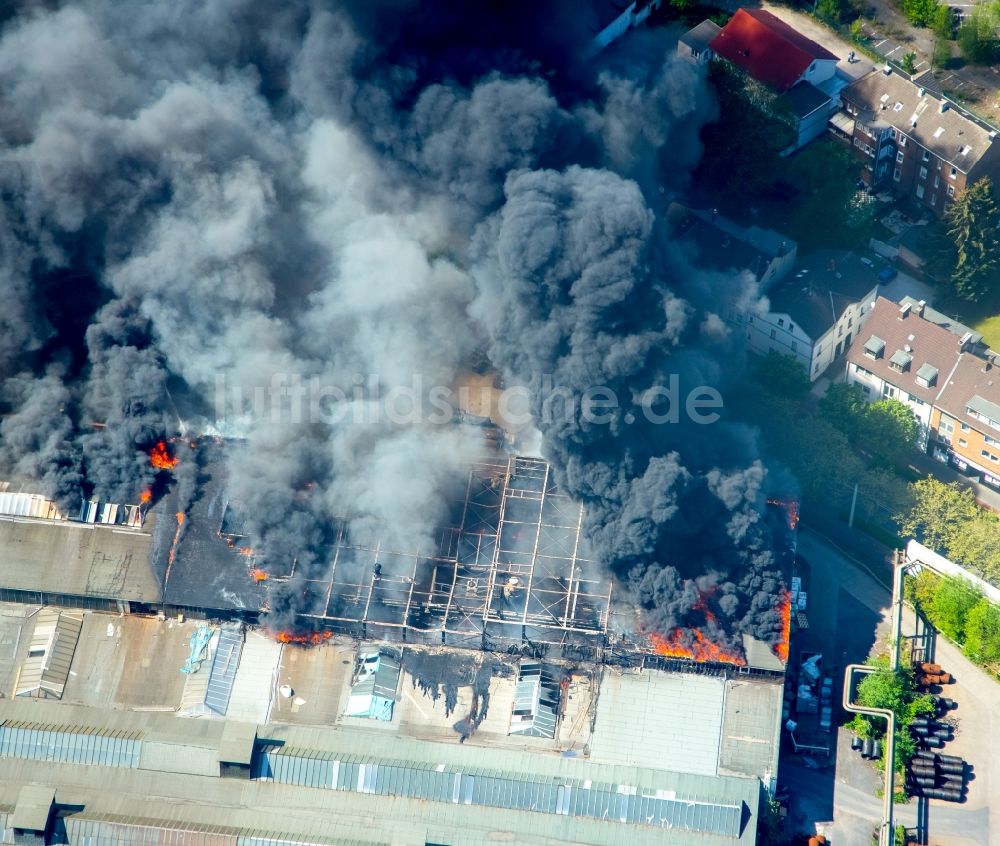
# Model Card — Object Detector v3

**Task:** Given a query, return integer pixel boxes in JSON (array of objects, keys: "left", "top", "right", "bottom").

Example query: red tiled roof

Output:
[
  {"left": 846, "top": 297, "right": 963, "bottom": 405},
  {"left": 709, "top": 9, "right": 838, "bottom": 92}
]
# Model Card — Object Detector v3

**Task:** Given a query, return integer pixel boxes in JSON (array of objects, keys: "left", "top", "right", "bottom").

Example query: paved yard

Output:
[{"left": 780, "top": 530, "right": 998, "bottom": 845}]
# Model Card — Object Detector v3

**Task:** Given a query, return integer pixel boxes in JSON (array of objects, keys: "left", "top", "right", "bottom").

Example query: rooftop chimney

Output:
[
  {"left": 939, "top": 101, "right": 949, "bottom": 113},
  {"left": 899, "top": 302, "right": 912, "bottom": 320},
  {"left": 960, "top": 331, "right": 973, "bottom": 352},
  {"left": 916, "top": 299, "right": 926, "bottom": 317}
]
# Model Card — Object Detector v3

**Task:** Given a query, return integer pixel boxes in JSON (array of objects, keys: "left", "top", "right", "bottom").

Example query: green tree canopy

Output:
[
  {"left": 946, "top": 178, "right": 1000, "bottom": 302},
  {"left": 899, "top": 477, "right": 980, "bottom": 550},
  {"left": 932, "top": 3, "right": 954, "bottom": 37},
  {"left": 820, "top": 383, "right": 867, "bottom": 437},
  {"left": 902, "top": 0, "right": 940, "bottom": 27},
  {"left": 964, "top": 598, "right": 1000, "bottom": 665},
  {"left": 750, "top": 351, "right": 810, "bottom": 399},
  {"left": 857, "top": 398, "right": 920, "bottom": 463},
  {"left": 957, "top": 7, "right": 1000, "bottom": 64},
  {"left": 931, "top": 575, "right": 983, "bottom": 642},
  {"left": 694, "top": 61, "right": 797, "bottom": 210}
]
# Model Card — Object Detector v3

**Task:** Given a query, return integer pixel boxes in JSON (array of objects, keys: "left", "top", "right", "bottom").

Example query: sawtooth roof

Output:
[{"left": 710, "top": 9, "right": 837, "bottom": 92}]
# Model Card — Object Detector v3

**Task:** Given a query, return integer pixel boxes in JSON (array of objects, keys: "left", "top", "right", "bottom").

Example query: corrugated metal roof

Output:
[
  {"left": 61, "top": 816, "right": 379, "bottom": 846},
  {"left": 15, "top": 609, "right": 84, "bottom": 699},
  {"left": 253, "top": 746, "right": 745, "bottom": 837},
  {"left": 0, "top": 721, "right": 141, "bottom": 767}
]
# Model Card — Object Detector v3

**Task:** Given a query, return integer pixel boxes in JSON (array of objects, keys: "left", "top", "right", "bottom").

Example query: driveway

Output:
[{"left": 781, "top": 529, "right": 998, "bottom": 845}]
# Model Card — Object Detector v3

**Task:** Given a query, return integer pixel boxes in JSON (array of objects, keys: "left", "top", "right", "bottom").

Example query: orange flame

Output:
[
  {"left": 650, "top": 630, "right": 747, "bottom": 666},
  {"left": 249, "top": 568, "right": 269, "bottom": 582},
  {"left": 767, "top": 497, "right": 800, "bottom": 531},
  {"left": 139, "top": 489, "right": 152, "bottom": 505},
  {"left": 774, "top": 592, "right": 792, "bottom": 663},
  {"left": 167, "top": 512, "right": 186, "bottom": 567},
  {"left": 274, "top": 630, "right": 333, "bottom": 645},
  {"left": 237, "top": 547, "right": 256, "bottom": 557},
  {"left": 150, "top": 441, "right": 179, "bottom": 470}
]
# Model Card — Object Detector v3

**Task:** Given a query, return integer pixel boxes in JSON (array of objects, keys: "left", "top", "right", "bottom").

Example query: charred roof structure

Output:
[{"left": 0, "top": 442, "right": 790, "bottom": 677}]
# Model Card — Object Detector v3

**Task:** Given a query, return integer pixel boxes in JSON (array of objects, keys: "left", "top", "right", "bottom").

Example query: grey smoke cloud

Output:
[{"left": 0, "top": 0, "right": 787, "bottom": 646}]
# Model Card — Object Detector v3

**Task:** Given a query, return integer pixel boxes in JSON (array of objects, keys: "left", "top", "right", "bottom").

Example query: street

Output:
[{"left": 780, "top": 528, "right": 998, "bottom": 845}]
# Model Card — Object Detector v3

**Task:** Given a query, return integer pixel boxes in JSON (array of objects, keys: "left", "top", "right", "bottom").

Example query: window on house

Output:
[
  {"left": 900, "top": 136, "right": 907, "bottom": 147},
  {"left": 907, "top": 394, "right": 925, "bottom": 405},
  {"left": 814, "top": 361, "right": 821, "bottom": 372},
  {"left": 893, "top": 168, "right": 901, "bottom": 182},
  {"left": 789, "top": 323, "right": 795, "bottom": 332},
  {"left": 882, "top": 384, "right": 896, "bottom": 398},
  {"left": 923, "top": 150, "right": 930, "bottom": 161},
  {"left": 889, "top": 128, "right": 897, "bottom": 139},
  {"left": 947, "top": 184, "right": 955, "bottom": 197},
  {"left": 916, "top": 184, "right": 925, "bottom": 199},
  {"left": 961, "top": 422, "right": 970, "bottom": 432},
  {"left": 959, "top": 438, "right": 968, "bottom": 446},
  {"left": 791, "top": 341, "right": 798, "bottom": 353},
  {"left": 950, "top": 166, "right": 957, "bottom": 178},
  {"left": 896, "top": 151, "right": 905, "bottom": 163},
  {"left": 940, "top": 419, "right": 954, "bottom": 434},
  {"left": 770, "top": 329, "right": 776, "bottom": 340},
  {"left": 937, "top": 160, "right": 942, "bottom": 170},
  {"left": 919, "top": 166, "right": 928, "bottom": 179},
  {"left": 778, "top": 318, "right": 784, "bottom": 327},
  {"left": 931, "top": 194, "right": 937, "bottom": 206},
  {"left": 861, "top": 384, "right": 871, "bottom": 395},
  {"left": 982, "top": 449, "right": 1000, "bottom": 463},
  {"left": 934, "top": 175, "right": 940, "bottom": 188}
]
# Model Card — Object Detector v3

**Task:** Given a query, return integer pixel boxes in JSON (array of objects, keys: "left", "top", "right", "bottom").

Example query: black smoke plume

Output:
[{"left": 0, "top": 0, "right": 787, "bottom": 649}]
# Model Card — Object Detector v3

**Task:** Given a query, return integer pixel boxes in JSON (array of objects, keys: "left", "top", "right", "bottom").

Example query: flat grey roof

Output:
[
  {"left": 969, "top": 394, "right": 1000, "bottom": 422},
  {"left": 0, "top": 519, "right": 160, "bottom": 603},
  {"left": 589, "top": 671, "right": 726, "bottom": 776},
  {"left": 11, "top": 786, "right": 53, "bottom": 832}
]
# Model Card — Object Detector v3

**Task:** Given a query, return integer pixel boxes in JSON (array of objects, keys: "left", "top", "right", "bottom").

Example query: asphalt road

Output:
[{"left": 780, "top": 529, "right": 996, "bottom": 845}]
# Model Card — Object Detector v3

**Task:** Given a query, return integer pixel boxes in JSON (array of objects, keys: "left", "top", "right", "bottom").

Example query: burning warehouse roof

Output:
[{"left": 0, "top": 434, "right": 790, "bottom": 670}]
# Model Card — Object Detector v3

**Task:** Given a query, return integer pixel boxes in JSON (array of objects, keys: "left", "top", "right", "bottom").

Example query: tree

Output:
[
  {"left": 931, "top": 575, "right": 982, "bottom": 642},
  {"left": 932, "top": 37, "right": 951, "bottom": 68},
  {"left": 902, "top": 0, "right": 940, "bottom": 27},
  {"left": 946, "top": 178, "right": 1000, "bottom": 302},
  {"left": 964, "top": 598, "right": 1000, "bottom": 665},
  {"left": 856, "top": 398, "right": 920, "bottom": 463},
  {"left": 817, "top": 0, "right": 845, "bottom": 22},
  {"left": 898, "top": 477, "right": 979, "bottom": 551},
  {"left": 820, "top": 383, "right": 867, "bottom": 437},
  {"left": 957, "top": 8, "right": 1000, "bottom": 64},
  {"left": 750, "top": 351, "right": 810, "bottom": 399},
  {"left": 695, "top": 61, "right": 797, "bottom": 210},
  {"left": 900, "top": 51, "right": 918, "bottom": 73},
  {"left": 932, "top": 3, "right": 955, "bottom": 37}
]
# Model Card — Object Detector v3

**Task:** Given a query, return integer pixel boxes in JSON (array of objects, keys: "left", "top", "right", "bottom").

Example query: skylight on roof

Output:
[
  {"left": 961, "top": 145, "right": 972, "bottom": 156},
  {"left": 934, "top": 127, "right": 945, "bottom": 138},
  {"left": 894, "top": 102, "right": 904, "bottom": 112},
  {"left": 881, "top": 94, "right": 890, "bottom": 103}
]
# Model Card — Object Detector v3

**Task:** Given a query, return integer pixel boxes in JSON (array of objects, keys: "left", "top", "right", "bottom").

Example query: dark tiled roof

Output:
[
  {"left": 710, "top": 9, "right": 837, "bottom": 93},
  {"left": 783, "top": 81, "right": 832, "bottom": 119},
  {"left": 767, "top": 250, "right": 879, "bottom": 339},
  {"left": 842, "top": 70, "right": 996, "bottom": 172},
  {"left": 846, "top": 296, "right": 964, "bottom": 405}
]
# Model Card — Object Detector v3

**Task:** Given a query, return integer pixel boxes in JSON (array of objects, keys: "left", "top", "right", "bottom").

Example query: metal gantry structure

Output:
[{"left": 284, "top": 456, "right": 613, "bottom": 652}]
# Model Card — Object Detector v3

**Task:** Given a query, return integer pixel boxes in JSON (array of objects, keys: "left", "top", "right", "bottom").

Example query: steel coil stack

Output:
[{"left": 905, "top": 752, "right": 968, "bottom": 802}]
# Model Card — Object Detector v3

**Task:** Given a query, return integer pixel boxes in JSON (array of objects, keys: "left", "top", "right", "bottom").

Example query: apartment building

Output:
[
  {"left": 709, "top": 9, "right": 847, "bottom": 151},
  {"left": 745, "top": 250, "right": 880, "bottom": 380},
  {"left": 845, "top": 296, "right": 1000, "bottom": 486},
  {"left": 834, "top": 69, "right": 1000, "bottom": 217}
]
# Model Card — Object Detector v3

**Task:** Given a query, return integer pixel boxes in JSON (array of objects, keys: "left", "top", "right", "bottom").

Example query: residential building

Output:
[
  {"left": 742, "top": 250, "right": 880, "bottom": 380},
  {"left": 668, "top": 202, "right": 798, "bottom": 290},
  {"left": 677, "top": 19, "right": 720, "bottom": 66},
  {"left": 589, "top": 0, "right": 663, "bottom": 55},
  {"left": 709, "top": 9, "right": 847, "bottom": 151},
  {"left": 833, "top": 68, "right": 1000, "bottom": 217},
  {"left": 845, "top": 296, "right": 1000, "bottom": 471}
]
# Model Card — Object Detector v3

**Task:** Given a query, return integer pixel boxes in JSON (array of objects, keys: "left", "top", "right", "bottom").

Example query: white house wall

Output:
[
  {"left": 808, "top": 286, "right": 879, "bottom": 380},
  {"left": 846, "top": 360, "right": 933, "bottom": 446},
  {"left": 745, "top": 311, "right": 814, "bottom": 372}
]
